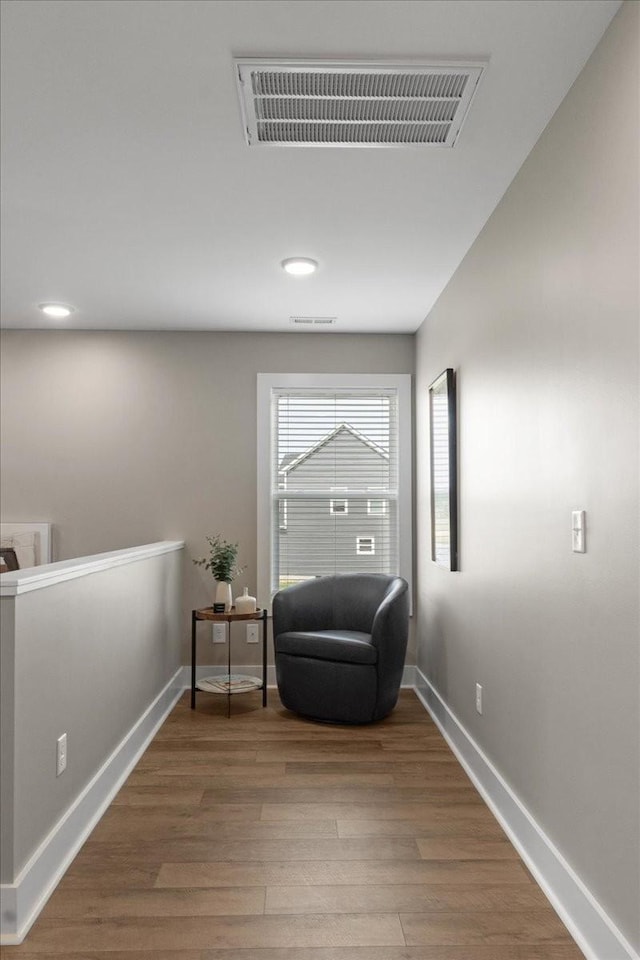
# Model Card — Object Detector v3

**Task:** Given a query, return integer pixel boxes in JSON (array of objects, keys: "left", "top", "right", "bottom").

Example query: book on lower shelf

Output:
[{"left": 196, "top": 674, "right": 262, "bottom": 694}]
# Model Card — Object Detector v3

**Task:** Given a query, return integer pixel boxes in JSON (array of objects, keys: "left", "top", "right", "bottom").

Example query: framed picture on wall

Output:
[
  {"left": 429, "top": 368, "right": 458, "bottom": 571},
  {"left": 0, "top": 548, "right": 19, "bottom": 572}
]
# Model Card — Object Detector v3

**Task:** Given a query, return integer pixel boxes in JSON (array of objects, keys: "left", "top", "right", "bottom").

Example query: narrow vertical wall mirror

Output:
[{"left": 429, "top": 368, "right": 458, "bottom": 571}]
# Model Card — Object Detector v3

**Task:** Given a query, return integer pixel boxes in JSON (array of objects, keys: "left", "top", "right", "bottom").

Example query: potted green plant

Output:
[{"left": 193, "top": 534, "right": 243, "bottom": 611}]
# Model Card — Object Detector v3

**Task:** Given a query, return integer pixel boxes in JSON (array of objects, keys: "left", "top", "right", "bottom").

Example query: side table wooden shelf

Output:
[{"left": 190, "top": 606, "right": 267, "bottom": 715}]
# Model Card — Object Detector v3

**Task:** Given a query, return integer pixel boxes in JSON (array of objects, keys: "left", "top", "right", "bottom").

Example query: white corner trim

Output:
[
  {"left": 414, "top": 668, "right": 639, "bottom": 960},
  {"left": 0, "top": 540, "right": 184, "bottom": 596},
  {"left": 0, "top": 668, "right": 184, "bottom": 945}
]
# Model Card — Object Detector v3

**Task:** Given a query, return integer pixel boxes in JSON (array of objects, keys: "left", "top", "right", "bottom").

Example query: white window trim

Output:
[
  {"left": 367, "top": 499, "right": 388, "bottom": 516},
  {"left": 330, "top": 499, "right": 349, "bottom": 515},
  {"left": 257, "top": 373, "right": 413, "bottom": 613}
]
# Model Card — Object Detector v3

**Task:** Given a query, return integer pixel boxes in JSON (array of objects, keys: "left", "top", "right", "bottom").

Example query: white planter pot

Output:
[{"left": 215, "top": 580, "right": 233, "bottom": 612}]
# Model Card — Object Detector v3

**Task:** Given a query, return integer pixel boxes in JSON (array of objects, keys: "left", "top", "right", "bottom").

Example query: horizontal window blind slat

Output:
[
  {"left": 270, "top": 385, "right": 400, "bottom": 594},
  {"left": 273, "top": 491, "right": 398, "bottom": 500}
]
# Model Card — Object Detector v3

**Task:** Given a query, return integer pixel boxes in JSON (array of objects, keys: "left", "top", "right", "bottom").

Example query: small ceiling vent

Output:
[
  {"left": 290, "top": 316, "right": 337, "bottom": 325},
  {"left": 235, "top": 59, "right": 485, "bottom": 148}
]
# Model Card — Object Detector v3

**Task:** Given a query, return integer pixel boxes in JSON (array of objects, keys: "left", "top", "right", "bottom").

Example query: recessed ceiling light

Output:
[
  {"left": 38, "top": 302, "right": 75, "bottom": 319},
  {"left": 281, "top": 258, "right": 318, "bottom": 276}
]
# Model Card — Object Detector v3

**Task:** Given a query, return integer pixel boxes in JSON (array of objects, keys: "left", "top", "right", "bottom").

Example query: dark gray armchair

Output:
[{"left": 272, "top": 574, "right": 409, "bottom": 724}]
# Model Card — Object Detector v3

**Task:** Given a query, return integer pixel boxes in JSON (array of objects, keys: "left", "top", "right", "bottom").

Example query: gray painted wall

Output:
[
  {"left": 414, "top": 2, "right": 638, "bottom": 950},
  {"left": 0, "top": 597, "right": 16, "bottom": 883},
  {"left": 0, "top": 331, "right": 414, "bottom": 664},
  {"left": 1, "top": 546, "right": 183, "bottom": 882}
]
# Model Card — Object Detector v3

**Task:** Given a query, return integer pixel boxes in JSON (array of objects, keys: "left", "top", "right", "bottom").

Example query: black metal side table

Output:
[{"left": 190, "top": 606, "right": 268, "bottom": 715}]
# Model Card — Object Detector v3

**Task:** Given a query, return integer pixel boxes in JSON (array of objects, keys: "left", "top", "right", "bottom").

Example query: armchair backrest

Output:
[{"left": 273, "top": 574, "right": 407, "bottom": 636}]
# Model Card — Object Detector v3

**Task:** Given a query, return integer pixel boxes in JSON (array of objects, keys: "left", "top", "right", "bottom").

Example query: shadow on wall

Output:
[{"left": 420, "top": 598, "right": 449, "bottom": 695}]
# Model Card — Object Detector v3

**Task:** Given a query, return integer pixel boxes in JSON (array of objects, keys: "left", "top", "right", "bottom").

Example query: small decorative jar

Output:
[{"left": 234, "top": 586, "right": 257, "bottom": 614}]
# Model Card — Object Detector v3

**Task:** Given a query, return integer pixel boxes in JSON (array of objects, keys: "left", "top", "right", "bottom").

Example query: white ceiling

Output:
[{"left": 0, "top": 0, "right": 620, "bottom": 333}]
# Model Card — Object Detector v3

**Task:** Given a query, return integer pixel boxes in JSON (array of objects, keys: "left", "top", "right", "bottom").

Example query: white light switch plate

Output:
[
  {"left": 56, "top": 733, "right": 67, "bottom": 776},
  {"left": 572, "top": 510, "right": 586, "bottom": 553}
]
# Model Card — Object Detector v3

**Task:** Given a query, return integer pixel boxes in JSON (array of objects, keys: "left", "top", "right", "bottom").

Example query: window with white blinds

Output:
[{"left": 257, "top": 374, "right": 412, "bottom": 603}]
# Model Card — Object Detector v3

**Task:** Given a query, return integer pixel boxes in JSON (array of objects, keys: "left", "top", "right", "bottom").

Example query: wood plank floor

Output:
[{"left": 4, "top": 690, "right": 585, "bottom": 959}]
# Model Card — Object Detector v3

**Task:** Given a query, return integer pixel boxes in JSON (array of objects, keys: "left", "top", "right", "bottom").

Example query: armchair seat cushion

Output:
[{"left": 276, "top": 630, "right": 377, "bottom": 665}]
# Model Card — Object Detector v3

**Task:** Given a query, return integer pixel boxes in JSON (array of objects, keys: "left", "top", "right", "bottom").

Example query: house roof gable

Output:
[{"left": 280, "top": 422, "right": 389, "bottom": 475}]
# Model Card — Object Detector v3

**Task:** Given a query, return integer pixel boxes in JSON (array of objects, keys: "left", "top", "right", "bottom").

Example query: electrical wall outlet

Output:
[
  {"left": 475, "top": 683, "right": 483, "bottom": 715},
  {"left": 212, "top": 623, "right": 227, "bottom": 643},
  {"left": 246, "top": 623, "right": 260, "bottom": 644},
  {"left": 56, "top": 733, "right": 67, "bottom": 776}
]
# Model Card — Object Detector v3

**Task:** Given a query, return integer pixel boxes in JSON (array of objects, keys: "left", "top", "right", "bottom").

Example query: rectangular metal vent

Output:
[
  {"left": 289, "top": 316, "right": 337, "bottom": 325},
  {"left": 235, "top": 59, "right": 485, "bottom": 148}
]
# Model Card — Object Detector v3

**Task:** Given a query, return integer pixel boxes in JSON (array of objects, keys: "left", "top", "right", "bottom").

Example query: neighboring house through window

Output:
[
  {"left": 356, "top": 536, "right": 376, "bottom": 555},
  {"left": 257, "top": 374, "right": 412, "bottom": 603},
  {"left": 329, "top": 487, "right": 348, "bottom": 515}
]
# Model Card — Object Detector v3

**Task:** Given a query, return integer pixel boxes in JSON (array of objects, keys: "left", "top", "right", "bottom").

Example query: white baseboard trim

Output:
[
  {"left": 414, "top": 668, "right": 639, "bottom": 960},
  {"left": 0, "top": 667, "right": 184, "bottom": 945},
  {"left": 183, "top": 663, "right": 417, "bottom": 690}
]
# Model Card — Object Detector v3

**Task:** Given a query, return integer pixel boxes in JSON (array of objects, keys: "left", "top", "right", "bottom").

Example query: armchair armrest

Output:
[{"left": 370, "top": 578, "right": 409, "bottom": 671}]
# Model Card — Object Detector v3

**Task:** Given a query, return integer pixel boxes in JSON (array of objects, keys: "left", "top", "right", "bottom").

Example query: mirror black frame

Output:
[{"left": 429, "top": 368, "right": 458, "bottom": 571}]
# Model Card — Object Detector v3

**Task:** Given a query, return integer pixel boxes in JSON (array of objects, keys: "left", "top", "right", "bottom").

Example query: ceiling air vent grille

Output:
[
  {"left": 235, "top": 59, "right": 485, "bottom": 148},
  {"left": 290, "top": 316, "right": 337, "bottom": 326}
]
